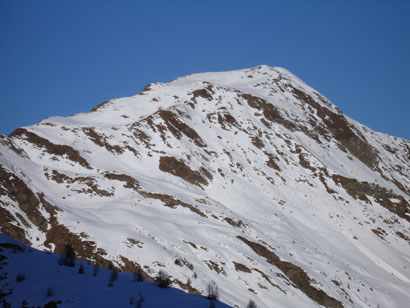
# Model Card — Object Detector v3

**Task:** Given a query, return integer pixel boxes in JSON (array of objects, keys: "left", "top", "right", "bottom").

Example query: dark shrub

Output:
[{"left": 155, "top": 270, "right": 171, "bottom": 288}]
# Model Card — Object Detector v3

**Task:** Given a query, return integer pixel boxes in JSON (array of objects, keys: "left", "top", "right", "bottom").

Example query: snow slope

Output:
[{"left": 0, "top": 65, "right": 409, "bottom": 308}]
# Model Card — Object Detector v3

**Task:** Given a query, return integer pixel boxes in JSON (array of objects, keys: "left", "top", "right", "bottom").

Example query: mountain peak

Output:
[{"left": 171, "top": 64, "right": 284, "bottom": 88}]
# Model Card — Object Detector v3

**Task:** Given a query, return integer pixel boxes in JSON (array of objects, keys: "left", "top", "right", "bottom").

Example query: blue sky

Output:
[{"left": 1, "top": 0, "right": 409, "bottom": 139}]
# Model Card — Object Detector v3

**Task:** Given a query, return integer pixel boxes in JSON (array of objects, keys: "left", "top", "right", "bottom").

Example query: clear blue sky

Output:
[{"left": 1, "top": 0, "right": 409, "bottom": 139}]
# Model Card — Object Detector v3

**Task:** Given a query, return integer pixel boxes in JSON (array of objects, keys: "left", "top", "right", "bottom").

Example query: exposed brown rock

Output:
[
  {"left": 238, "top": 236, "right": 343, "bottom": 308},
  {"left": 90, "top": 100, "right": 112, "bottom": 112},
  {"left": 372, "top": 228, "right": 387, "bottom": 240},
  {"left": 126, "top": 238, "right": 143, "bottom": 247},
  {"left": 208, "top": 111, "right": 241, "bottom": 130},
  {"left": 184, "top": 240, "right": 198, "bottom": 249},
  {"left": 396, "top": 231, "right": 410, "bottom": 245},
  {"left": 233, "top": 261, "right": 252, "bottom": 273},
  {"left": 265, "top": 152, "right": 281, "bottom": 171},
  {"left": 37, "top": 192, "right": 60, "bottom": 216},
  {"left": 159, "top": 156, "right": 209, "bottom": 187},
  {"left": 105, "top": 172, "right": 207, "bottom": 217},
  {"left": 104, "top": 173, "right": 141, "bottom": 191},
  {"left": 224, "top": 217, "right": 245, "bottom": 228},
  {"left": 0, "top": 206, "right": 30, "bottom": 245},
  {"left": 251, "top": 136, "right": 264, "bottom": 149},
  {"left": 130, "top": 127, "right": 152, "bottom": 149},
  {"left": 0, "top": 134, "right": 27, "bottom": 157},
  {"left": 0, "top": 168, "right": 60, "bottom": 246},
  {"left": 192, "top": 85, "right": 214, "bottom": 101},
  {"left": 174, "top": 257, "right": 194, "bottom": 270},
  {"left": 9, "top": 128, "right": 91, "bottom": 169},
  {"left": 205, "top": 260, "right": 226, "bottom": 275},
  {"left": 48, "top": 170, "right": 113, "bottom": 197},
  {"left": 391, "top": 177, "right": 410, "bottom": 196},
  {"left": 240, "top": 93, "right": 296, "bottom": 130},
  {"left": 260, "top": 118, "right": 272, "bottom": 129},
  {"left": 319, "top": 174, "right": 337, "bottom": 194},
  {"left": 119, "top": 255, "right": 157, "bottom": 283},
  {"left": 83, "top": 127, "right": 124, "bottom": 154},
  {"left": 139, "top": 191, "right": 207, "bottom": 218},
  {"left": 289, "top": 86, "right": 378, "bottom": 169},
  {"left": 200, "top": 167, "right": 213, "bottom": 181},
  {"left": 220, "top": 112, "right": 239, "bottom": 127},
  {"left": 332, "top": 174, "right": 409, "bottom": 222},
  {"left": 174, "top": 279, "right": 201, "bottom": 295},
  {"left": 294, "top": 145, "right": 317, "bottom": 172},
  {"left": 253, "top": 267, "right": 286, "bottom": 293},
  {"left": 44, "top": 216, "right": 112, "bottom": 269},
  {"left": 138, "top": 83, "right": 153, "bottom": 95},
  {"left": 157, "top": 110, "right": 206, "bottom": 147},
  {"left": 0, "top": 166, "right": 47, "bottom": 232},
  {"left": 15, "top": 212, "right": 30, "bottom": 228}
]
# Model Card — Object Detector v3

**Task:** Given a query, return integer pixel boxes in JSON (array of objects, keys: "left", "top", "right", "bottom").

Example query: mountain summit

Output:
[{"left": 1, "top": 65, "right": 409, "bottom": 308}]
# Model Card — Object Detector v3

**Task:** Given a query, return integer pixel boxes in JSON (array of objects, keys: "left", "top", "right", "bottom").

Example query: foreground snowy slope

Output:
[
  {"left": 0, "top": 234, "right": 231, "bottom": 308},
  {"left": 0, "top": 65, "right": 409, "bottom": 308}
]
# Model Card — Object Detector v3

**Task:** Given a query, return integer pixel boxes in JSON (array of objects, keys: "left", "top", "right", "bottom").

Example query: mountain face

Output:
[{"left": 0, "top": 65, "right": 409, "bottom": 308}]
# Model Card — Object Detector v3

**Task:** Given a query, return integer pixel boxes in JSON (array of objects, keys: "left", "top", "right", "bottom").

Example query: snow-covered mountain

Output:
[{"left": 0, "top": 65, "right": 409, "bottom": 308}]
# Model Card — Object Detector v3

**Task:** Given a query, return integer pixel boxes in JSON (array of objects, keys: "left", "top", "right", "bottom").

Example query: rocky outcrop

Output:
[
  {"left": 9, "top": 128, "right": 91, "bottom": 169},
  {"left": 238, "top": 236, "right": 343, "bottom": 308},
  {"left": 159, "top": 156, "right": 210, "bottom": 187}
]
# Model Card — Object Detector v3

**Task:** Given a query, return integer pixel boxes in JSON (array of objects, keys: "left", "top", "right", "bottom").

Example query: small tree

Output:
[
  {"left": 133, "top": 269, "right": 144, "bottom": 282},
  {"left": 78, "top": 264, "right": 85, "bottom": 274},
  {"left": 46, "top": 287, "right": 54, "bottom": 297},
  {"left": 155, "top": 270, "right": 171, "bottom": 288},
  {"left": 136, "top": 268, "right": 144, "bottom": 282},
  {"left": 2, "top": 299, "right": 11, "bottom": 308},
  {"left": 207, "top": 281, "right": 219, "bottom": 300},
  {"left": 21, "top": 300, "right": 29, "bottom": 308},
  {"left": 16, "top": 272, "right": 25, "bottom": 282},
  {"left": 64, "top": 243, "right": 75, "bottom": 259},
  {"left": 93, "top": 264, "right": 99, "bottom": 276},
  {"left": 135, "top": 293, "right": 144, "bottom": 308},
  {"left": 108, "top": 268, "right": 118, "bottom": 287},
  {"left": 129, "top": 296, "right": 134, "bottom": 305},
  {"left": 58, "top": 243, "right": 75, "bottom": 267},
  {"left": 247, "top": 299, "right": 257, "bottom": 308},
  {"left": 44, "top": 301, "right": 58, "bottom": 308}
]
